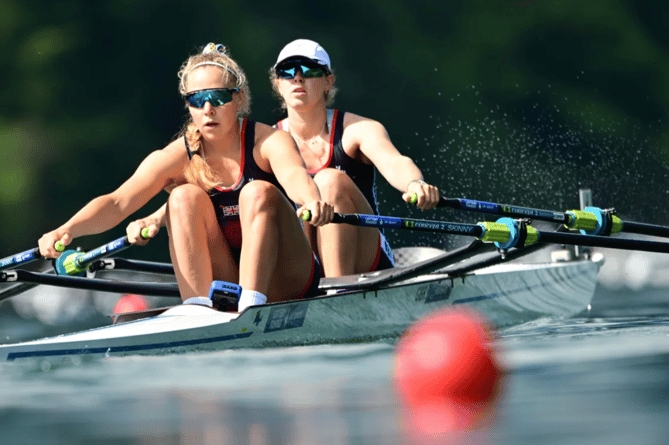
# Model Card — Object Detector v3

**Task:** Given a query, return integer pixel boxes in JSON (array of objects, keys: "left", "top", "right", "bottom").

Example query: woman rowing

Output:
[
  {"left": 38, "top": 43, "right": 334, "bottom": 311},
  {"left": 270, "top": 39, "right": 440, "bottom": 277}
]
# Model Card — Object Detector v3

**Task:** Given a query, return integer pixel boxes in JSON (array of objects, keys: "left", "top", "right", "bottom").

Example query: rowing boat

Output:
[
  {"left": 0, "top": 246, "right": 604, "bottom": 362},
  {"left": 15, "top": 188, "right": 669, "bottom": 363}
]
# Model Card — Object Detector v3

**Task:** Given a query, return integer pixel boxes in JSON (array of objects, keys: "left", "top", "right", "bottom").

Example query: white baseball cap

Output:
[{"left": 274, "top": 39, "right": 331, "bottom": 71}]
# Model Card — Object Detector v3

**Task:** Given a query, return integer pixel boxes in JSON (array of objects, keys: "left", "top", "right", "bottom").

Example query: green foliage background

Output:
[{"left": 2, "top": 0, "right": 669, "bottom": 260}]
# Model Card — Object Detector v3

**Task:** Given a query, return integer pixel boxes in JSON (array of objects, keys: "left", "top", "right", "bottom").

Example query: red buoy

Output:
[
  {"left": 113, "top": 294, "right": 149, "bottom": 314},
  {"left": 393, "top": 307, "right": 503, "bottom": 436}
]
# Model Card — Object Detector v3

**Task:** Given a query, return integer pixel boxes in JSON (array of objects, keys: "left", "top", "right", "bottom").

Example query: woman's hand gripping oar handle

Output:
[
  {"left": 54, "top": 228, "right": 151, "bottom": 276},
  {"left": 301, "top": 210, "right": 350, "bottom": 225}
]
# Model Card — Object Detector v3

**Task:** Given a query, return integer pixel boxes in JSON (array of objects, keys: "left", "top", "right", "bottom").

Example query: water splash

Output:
[{"left": 385, "top": 84, "right": 669, "bottom": 250}]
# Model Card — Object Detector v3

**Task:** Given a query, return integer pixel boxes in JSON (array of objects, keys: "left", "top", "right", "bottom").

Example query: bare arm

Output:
[
  {"left": 345, "top": 116, "right": 439, "bottom": 209},
  {"left": 259, "top": 127, "right": 333, "bottom": 226},
  {"left": 38, "top": 141, "right": 187, "bottom": 257}
]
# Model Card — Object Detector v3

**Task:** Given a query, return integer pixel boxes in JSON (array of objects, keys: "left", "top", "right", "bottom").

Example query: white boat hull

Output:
[{"left": 0, "top": 256, "right": 603, "bottom": 361}]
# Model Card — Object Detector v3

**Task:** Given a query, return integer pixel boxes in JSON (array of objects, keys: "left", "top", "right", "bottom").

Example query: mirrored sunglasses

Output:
[
  {"left": 275, "top": 61, "right": 329, "bottom": 79},
  {"left": 184, "top": 88, "right": 239, "bottom": 108}
]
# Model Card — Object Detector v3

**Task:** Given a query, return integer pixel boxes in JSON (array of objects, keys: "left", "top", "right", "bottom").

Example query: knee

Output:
[
  {"left": 166, "top": 184, "right": 213, "bottom": 231},
  {"left": 168, "top": 184, "right": 209, "bottom": 212},
  {"left": 313, "top": 168, "right": 356, "bottom": 203},
  {"left": 238, "top": 180, "right": 283, "bottom": 219}
]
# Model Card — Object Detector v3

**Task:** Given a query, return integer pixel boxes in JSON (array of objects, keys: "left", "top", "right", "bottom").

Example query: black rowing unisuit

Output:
[{"left": 185, "top": 119, "right": 286, "bottom": 249}]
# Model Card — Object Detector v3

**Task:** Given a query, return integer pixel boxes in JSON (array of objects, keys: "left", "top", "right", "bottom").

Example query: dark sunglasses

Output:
[
  {"left": 275, "top": 61, "right": 329, "bottom": 79},
  {"left": 183, "top": 88, "right": 239, "bottom": 108}
]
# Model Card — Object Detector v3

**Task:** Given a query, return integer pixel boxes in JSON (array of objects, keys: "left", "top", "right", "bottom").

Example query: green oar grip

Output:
[
  {"left": 610, "top": 215, "right": 623, "bottom": 235},
  {"left": 409, "top": 193, "right": 418, "bottom": 204},
  {"left": 141, "top": 227, "right": 150, "bottom": 239},
  {"left": 55, "top": 241, "right": 65, "bottom": 252},
  {"left": 480, "top": 218, "right": 540, "bottom": 249},
  {"left": 565, "top": 210, "right": 598, "bottom": 232},
  {"left": 478, "top": 222, "right": 511, "bottom": 243},
  {"left": 525, "top": 226, "right": 540, "bottom": 245},
  {"left": 301, "top": 210, "right": 311, "bottom": 221},
  {"left": 567, "top": 207, "right": 624, "bottom": 236},
  {"left": 63, "top": 251, "right": 87, "bottom": 275}
]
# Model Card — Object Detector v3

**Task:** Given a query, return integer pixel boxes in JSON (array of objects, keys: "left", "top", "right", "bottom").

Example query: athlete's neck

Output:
[{"left": 285, "top": 105, "right": 328, "bottom": 142}]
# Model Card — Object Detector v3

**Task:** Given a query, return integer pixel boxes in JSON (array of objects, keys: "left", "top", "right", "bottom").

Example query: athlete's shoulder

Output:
[
  {"left": 341, "top": 111, "right": 381, "bottom": 128},
  {"left": 342, "top": 111, "right": 385, "bottom": 135},
  {"left": 254, "top": 121, "right": 295, "bottom": 148}
]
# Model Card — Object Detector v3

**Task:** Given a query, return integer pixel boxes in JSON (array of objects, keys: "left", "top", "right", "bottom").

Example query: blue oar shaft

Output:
[
  {"left": 332, "top": 213, "right": 485, "bottom": 237},
  {"left": 0, "top": 248, "right": 42, "bottom": 270},
  {"left": 57, "top": 231, "right": 150, "bottom": 276},
  {"left": 333, "top": 212, "right": 669, "bottom": 254},
  {"left": 71, "top": 237, "right": 133, "bottom": 270},
  {"left": 438, "top": 197, "right": 669, "bottom": 238},
  {"left": 437, "top": 198, "right": 570, "bottom": 223}
]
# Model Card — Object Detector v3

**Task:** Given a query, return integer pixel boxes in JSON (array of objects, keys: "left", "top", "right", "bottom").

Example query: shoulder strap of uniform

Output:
[
  {"left": 242, "top": 118, "right": 255, "bottom": 157},
  {"left": 329, "top": 109, "right": 345, "bottom": 146},
  {"left": 184, "top": 134, "right": 195, "bottom": 160}
]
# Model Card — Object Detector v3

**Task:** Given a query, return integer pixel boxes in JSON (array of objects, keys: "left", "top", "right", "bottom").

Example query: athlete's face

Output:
[
  {"left": 185, "top": 66, "right": 242, "bottom": 137},
  {"left": 275, "top": 63, "right": 334, "bottom": 111}
]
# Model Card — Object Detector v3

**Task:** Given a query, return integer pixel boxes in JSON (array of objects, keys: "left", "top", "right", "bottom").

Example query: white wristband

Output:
[
  {"left": 238, "top": 290, "right": 268, "bottom": 312},
  {"left": 407, "top": 179, "right": 427, "bottom": 188}
]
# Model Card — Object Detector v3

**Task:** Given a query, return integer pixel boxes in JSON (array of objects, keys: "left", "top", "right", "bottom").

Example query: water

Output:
[{"left": 1, "top": 284, "right": 669, "bottom": 444}]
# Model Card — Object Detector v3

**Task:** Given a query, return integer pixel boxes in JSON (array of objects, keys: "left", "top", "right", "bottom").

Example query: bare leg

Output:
[
  {"left": 166, "top": 184, "right": 238, "bottom": 300},
  {"left": 237, "top": 181, "right": 314, "bottom": 302},
  {"left": 313, "top": 168, "right": 380, "bottom": 277}
]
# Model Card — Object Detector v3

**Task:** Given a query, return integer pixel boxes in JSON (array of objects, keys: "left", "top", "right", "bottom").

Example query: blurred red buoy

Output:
[
  {"left": 113, "top": 294, "right": 149, "bottom": 314},
  {"left": 393, "top": 307, "right": 503, "bottom": 437}
]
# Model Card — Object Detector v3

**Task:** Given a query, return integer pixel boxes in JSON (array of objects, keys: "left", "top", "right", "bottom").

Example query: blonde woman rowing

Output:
[{"left": 39, "top": 43, "right": 333, "bottom": 311}]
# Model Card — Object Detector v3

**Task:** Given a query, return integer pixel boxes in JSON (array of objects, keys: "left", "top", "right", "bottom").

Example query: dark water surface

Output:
[{"left": 1, "top": 285, "right": 668, "bottom": 444}]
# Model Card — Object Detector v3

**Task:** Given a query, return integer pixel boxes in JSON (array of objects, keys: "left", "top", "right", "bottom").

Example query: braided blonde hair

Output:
[{"left": 178, "top": 44, "right": 251, "bottom": 191}]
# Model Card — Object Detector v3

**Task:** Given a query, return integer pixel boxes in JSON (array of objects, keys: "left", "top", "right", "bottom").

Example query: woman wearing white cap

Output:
[
  {"left": 271, "top": 39, "right": 440, "bottom": 277},
  {"left": 39, "top": 43, "right": 334, "bottom": 311}
]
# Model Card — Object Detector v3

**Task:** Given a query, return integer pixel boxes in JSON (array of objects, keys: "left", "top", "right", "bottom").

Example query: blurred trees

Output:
[{"left": 1, "top": 0, "right": 668, "bottom": 258}]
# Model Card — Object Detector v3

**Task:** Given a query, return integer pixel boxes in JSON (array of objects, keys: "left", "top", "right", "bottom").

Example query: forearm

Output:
[
  {"left": 382, "top": 156, "right": 425, "bottom": 192},
  {"left": 281, "top": 168, "right": 322, "bottom": 205},
  {"left": 59, "top": 195, "right": 129, "bottom": 237}
]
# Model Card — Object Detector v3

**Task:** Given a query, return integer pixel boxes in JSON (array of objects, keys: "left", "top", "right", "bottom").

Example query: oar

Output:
[
  {"left": 329, "top": 212, "right": 669, "bottom": 254},
  {"left": 54, "top": 228, "right": 150, "bottom": 276},
  {"left": 88, "top": 258, "right": 175, "bottom": 275},
  {"left": 0, "top": 247, "right": 45, "bottom": 271},
  {"left": 0, "top": 270, "right": 180, "bottom": 302},
  {"left": 318, "top": 240, "right": 495, "bottom": 292},
  {"left": 0, "top": 228, "right": 151, "bottom": 273},
  {"left": 427, "top": 195, "right": 669, "bottom": 238}
]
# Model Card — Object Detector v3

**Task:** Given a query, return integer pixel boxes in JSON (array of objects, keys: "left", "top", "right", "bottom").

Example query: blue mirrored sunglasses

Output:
[
  {"left": 184, "top": 88, "right": 239, "bottom": 108},
  {"left": 275, "top": 61, "right": 329, "bottom": 79}
]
